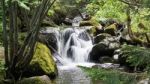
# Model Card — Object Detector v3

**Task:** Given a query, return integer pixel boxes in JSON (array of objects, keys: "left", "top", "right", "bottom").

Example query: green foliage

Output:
[
  {"left": 121, "top": 45, "right": 150, "bottom": 70},
  {"left": 85, "top": 0, "right": 150, "bottom": 32},
  {"left": 80, "top": 66, "right": 139, "bottom": 84},
  {"left": 86, "top": 0, "right": 127, "bottom": 21}
]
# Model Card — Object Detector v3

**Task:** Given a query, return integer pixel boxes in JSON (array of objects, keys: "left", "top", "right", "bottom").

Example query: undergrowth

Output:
[
  {"left": 79, "top": 66, "right": 147, "bottom": 84},
  {"left": 121, "top": 45, "right": 150, "bottom": 71}
]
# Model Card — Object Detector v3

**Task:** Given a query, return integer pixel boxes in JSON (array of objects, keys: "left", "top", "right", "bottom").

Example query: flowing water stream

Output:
[{"left": 41, "top": 26, "right": 95, "bottom": 84}]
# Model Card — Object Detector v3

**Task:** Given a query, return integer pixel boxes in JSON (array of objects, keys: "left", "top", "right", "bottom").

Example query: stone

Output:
[
  {"left": 39, "top": 27, "right": 60, "bottom": 52},
  {"left": 92, "top": 63, "right": 120, "bottom": 69},
  {"left": 89, "top": 36, "right": 120, "bottom": 62},
  {"left": 17, "top": 75, "right": 52, "bottom": 84},
  {"left": 63, "top": 28, "right": 75, "bottom": 44},
  {"left": 89, "top": 43, "right": 114, "bottom": 62},
  {"left": 99, "top": 56, "right": 114, "bottom": 63},
  {"left": 24, "top": 42, "right": 58, "bottom": 79},
  {"left": 94, "top": 33, "right": 111, "bottom": 44},
  {"left": 104, "top": 23, "right": 117, "bottom": 36}
]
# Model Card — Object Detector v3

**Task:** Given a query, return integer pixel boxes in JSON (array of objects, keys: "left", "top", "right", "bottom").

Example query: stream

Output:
[{"left": 56, "top": 65, "right": 92, "bottom": 84}]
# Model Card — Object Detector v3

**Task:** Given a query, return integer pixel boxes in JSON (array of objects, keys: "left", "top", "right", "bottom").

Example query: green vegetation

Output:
[
  {"left": 86, "top": 0, "right": 127, "bottom": 21},
  {"left": 0, "top": 0, "right": 150, "bottom": 83},
  {"left": 0, "top": 60, "right": 4, "bottom": 84},
  {"left": 80, "top": 66, "right": 147, "bottom": 84},
  {"left": 121, "top": 45, "right": 150, "bottom": 71},
  {"left": 85, "top": 0, "right": 150, "bottom": 33}
]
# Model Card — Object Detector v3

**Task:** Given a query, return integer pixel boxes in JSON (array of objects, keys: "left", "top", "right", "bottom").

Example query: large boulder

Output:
[
  {"left": 94, "top": 33, "right": 111, "bottom": 44},
  {"left": 24, "top": 42, "right": 58, "bottom": 79},
  {"left": 17, "top": 75, "right": 51, "bottom": 84},
  {"left": 89, "top": 43, "right": 115, "bottom": 62},
  {"left": 89, "top": 36, "right": 120, "bottom": 62},
  {"left": 38, "top": 33, "right": 58, "bottom": 52},
  {"left": 39, "top": 27, "right": 60, "bottom": 52}
]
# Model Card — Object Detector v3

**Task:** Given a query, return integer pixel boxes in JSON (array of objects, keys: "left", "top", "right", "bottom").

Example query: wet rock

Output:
[
  {"left": 92, "top": 63, "right": 120, "bottom": 69},
  {"left": 17, "top": 75, "right": 51, "bottom": 84},
  {"left": 99, "top": 56, "right": 114, "bottom": 63},
  {"left": 113, "top": 49, "right": 121, "bottom": 61},
  {"left": 89, "top": 43, "right": 114, "bottom": 62},
  {"left": 63, "top": 28, "right": 75, "bottom": 44},
  {"left": 39, "top": 28, "right": 60, "bottom": 51},
  {"left": 63, "top": 18, "right": 73, "bottom": 25},
  {"left": 46, "top": 33, "right": 58, "bottom": 50},
  {"left": 24, "top": 42, "right": 58, "bottom": 79},
  {"left": 104, "top": 24, "right": 116, "bottom": 36},
  {"left": 38, "top": 33, "right": 58, "bottom": 52},
  {"left": 78, "top": 31, "right": 91, "bottom": 41},
  {"left": 89, "top": 35, "right": 120, "bottom": 62},
  {"left": 94, "top": 33, "right": 111, "bottom": 44}
]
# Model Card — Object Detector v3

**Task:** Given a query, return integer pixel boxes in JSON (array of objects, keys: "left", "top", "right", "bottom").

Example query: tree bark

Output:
[{"left": 1, "top": 0, "right": 9, "bottom": 67}]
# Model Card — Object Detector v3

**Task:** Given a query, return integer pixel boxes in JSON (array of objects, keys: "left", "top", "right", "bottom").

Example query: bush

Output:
[{"left": 121, "top": 45, "right": 150, "bottom": 71}]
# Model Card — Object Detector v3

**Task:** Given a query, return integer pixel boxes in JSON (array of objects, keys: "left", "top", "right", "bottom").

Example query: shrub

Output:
[{"left": 121, "top": 45, "right": 150, "bottom": 71}]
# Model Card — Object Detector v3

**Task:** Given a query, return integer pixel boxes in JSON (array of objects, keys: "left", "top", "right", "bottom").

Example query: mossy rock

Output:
[
  {"left": 79, "top": 17, "right": 100, "bottom": 27},
  {"left": 80, "top": 17, "right": 104, "bottom": 36},
  {"left": 17, "top": 75, "right": 52, "bottom": 84},
  {"left": 24, "top": 42, "right": 58, "bottom": 79},
  {"left": 104, "top": 23, "right": 117, "bottom": 36}
]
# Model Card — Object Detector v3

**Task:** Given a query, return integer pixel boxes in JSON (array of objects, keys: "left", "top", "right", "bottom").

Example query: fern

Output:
[{"left": 121, "top": 45, "right": 150, "bottom": 71}]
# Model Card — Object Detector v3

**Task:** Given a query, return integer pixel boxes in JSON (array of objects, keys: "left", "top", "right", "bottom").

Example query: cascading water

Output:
[
  {"left": 58, "top": 27, "right": 93, "bottom": 64},
  {"left": 55, "top": 27, "right": 94, "bottom": 84},
  {"left": 41, "top": 26, "right": 94, "bottom": 65},
  {"left": 41, "top": 26, "right": 95, "bottom": 84}
]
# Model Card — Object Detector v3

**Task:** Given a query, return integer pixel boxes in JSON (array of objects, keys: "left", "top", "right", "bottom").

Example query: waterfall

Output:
[
  {"left": 60, "top": 28, "right": 93, "bottom": 63},
  {"left": 41, "top": 26, "right": 93, "bottom": 64}
]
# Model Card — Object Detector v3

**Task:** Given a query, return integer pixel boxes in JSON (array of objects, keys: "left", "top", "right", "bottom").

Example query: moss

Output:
[
  {"left": 79, "top": 17, "right": 100, "bottom": 27},
  {"left": 105, "top": 23, "right": 117, "bottom": 30},
  {"left": 104, "top": 23, "right": 117, "bottom": 36},
  {"left": 26, "top": 42, "right": 58, "bottom": 78}
]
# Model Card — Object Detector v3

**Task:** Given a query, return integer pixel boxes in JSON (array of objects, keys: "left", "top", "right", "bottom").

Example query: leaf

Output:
[{"left": 17, "top": 1, "right": 30, "bottom": 10}]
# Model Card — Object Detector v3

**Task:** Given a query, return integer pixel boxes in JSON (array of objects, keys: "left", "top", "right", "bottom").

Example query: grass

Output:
[{"left": 79, "top": 66, "right": 148, "bottom": 84}]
